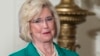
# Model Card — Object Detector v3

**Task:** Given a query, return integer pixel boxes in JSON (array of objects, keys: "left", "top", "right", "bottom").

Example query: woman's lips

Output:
[{"left": 43, "top": 31, "right": 50, "bottom": 34}]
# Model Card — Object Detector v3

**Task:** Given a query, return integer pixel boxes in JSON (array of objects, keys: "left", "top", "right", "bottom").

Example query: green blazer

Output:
[{"left": 9, "top": 42, "right": 79, "bottom": 56}]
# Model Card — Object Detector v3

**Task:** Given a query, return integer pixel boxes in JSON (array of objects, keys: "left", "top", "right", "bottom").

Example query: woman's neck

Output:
[{"left": 32, "top": 41, "right": 54, "bottom": 56}]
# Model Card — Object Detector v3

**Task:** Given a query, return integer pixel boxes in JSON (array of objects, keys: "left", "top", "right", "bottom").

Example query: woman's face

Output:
[{"left": 30, "top": 7, "right": 55, "bottom": 43}]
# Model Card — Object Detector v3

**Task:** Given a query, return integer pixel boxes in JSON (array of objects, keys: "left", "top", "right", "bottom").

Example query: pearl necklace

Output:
[{"left": 34, "top": 43, "right": 58, "bottom": 56}]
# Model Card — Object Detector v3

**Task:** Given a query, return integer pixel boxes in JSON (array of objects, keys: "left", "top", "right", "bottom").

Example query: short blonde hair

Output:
[{"left": 19, "top": 0, "right": 60, "bottom": 42}]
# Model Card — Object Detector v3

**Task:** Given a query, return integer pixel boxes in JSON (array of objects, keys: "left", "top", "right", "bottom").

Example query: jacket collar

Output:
[
  {"left": 26, "top": 42, "right": 65, "bottom": 56},
  {"left": 26, "top": 42, "right": 40, "bottom": 56}
]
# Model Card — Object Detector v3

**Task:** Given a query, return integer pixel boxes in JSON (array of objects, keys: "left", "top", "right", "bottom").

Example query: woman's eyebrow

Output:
[{"left": 33, "top": 17, "right": 41, "bottom": 20}]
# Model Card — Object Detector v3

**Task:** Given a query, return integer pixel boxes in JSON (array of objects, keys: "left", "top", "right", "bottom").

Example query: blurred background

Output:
[{"left": 0, "top": 0, "right": 100, "bottom": 56}]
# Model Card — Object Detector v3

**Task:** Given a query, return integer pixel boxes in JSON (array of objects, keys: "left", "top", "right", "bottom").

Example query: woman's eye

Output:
[
  {"left": 34, "top": 20, "right": 41, "bottom": 23},
  {"left": 46, "top": 16, "right": 53, "bottom": 21},
  {"left": 31, "top": 19, "right": 41, "bottom": 23}
]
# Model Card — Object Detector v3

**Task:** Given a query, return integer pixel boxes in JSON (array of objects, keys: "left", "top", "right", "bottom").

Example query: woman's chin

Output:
[
  {"left": 42, "top": 37, "right": 53, "bottom": 43},
  {"left": 41, "top": 34, "right": 54, "bottom": 42}
]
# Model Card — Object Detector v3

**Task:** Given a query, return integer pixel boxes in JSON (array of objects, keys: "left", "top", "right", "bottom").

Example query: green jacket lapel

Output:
[
  {"left": 26, "top": 42, "right": 40, "bottom": 56},
  {"left": 53, "top": 42, "right": 65, "bottom": 56}
]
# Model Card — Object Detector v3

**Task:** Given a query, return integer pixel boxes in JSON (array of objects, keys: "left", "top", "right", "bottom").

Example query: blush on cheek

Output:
[{"left": 30, "top": 24, "right": 42, "bottom": 37}]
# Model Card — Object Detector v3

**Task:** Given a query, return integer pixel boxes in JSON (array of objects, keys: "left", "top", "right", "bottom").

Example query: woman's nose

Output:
[{"left": 42, "top": 21, "right": 48, "bottom": 28}]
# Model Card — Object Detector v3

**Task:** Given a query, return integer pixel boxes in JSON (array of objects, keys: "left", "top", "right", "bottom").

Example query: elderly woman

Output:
[{"left": 9, "top": 0, "right": 78, "bottom": 56}]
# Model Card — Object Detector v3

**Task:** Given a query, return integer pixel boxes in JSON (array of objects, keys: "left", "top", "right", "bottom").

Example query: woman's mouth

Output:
[{"left": 43, "top": 31, "right": 50, "bottom": 34}]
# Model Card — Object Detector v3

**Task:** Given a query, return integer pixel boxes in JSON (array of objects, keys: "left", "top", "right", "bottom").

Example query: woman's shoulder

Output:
[
  {"left": 61, "top": 47, "right": 79, "bottom": 56},
  {"left": 53, "top": 42, "right": 79, "bottom": 56},
  {"left": 9, "top": 43, "right": 30, "bottom": 56},
  {"left": 9, "top": 48, "right": 27, "bottom": 56}
]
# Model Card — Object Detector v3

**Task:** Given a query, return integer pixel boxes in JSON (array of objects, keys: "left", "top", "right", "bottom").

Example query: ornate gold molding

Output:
[{"left": 55, "top": 0, "right": 95, "bottom": 51}]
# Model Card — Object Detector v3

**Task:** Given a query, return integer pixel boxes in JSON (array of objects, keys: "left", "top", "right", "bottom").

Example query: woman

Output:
[{"left": 9, "top": 0, "right": 79, "bottom": 56}]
